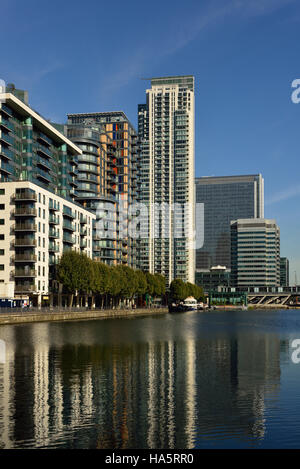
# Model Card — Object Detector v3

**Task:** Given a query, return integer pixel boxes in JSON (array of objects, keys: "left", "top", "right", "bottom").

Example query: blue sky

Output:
[{"left": 1, "top": 0, "right": 300, "bottom": 281}]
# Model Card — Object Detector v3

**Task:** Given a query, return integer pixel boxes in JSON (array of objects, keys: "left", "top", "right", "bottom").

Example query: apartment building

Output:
[
  {"left": 0, "top": 181, "right": 95, "bottom": 305},
  {"left": 138, "top": 76, "right": 195, "bottom": 284},
  {"left": 0, "top": 85, "right": 79, "bottom": 200},
  {"left": 66, "top": 112, "right": 139, "bottom": 268}
]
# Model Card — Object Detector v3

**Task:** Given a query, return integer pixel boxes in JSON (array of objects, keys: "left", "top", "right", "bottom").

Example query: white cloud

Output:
[
  {"left": 266, "top": 184, "right": 300, "bottom": 205},
  {"left": 98, "top": 0, "right": 297, "bottom": 101}
]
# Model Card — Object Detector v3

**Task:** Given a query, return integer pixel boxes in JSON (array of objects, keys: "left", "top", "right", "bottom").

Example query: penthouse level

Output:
[{"left": 0, "top": 86, "right": 82, "bottom": 200}]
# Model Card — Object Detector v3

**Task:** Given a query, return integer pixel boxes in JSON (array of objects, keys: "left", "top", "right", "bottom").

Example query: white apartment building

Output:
[
  {"left": 0, "top": 181, "right": 95, "bottom": 305},
  {"left": 138, "top": 76, "right": 195, "bottom": 284}
]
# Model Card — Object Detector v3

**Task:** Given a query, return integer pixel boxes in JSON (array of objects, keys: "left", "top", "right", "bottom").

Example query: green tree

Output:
[
  {"left": 169, "top": 278, "right": 187, "bottom": 302},
  {"left": 57, "top": 251, "right": 88, "bottom": 307}
]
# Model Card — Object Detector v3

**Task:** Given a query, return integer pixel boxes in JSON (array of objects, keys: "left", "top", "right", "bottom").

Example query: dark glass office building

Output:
[
  {"left": 280, "top": 257, "right": 289, "bottom": 287},
  {"left": 195, "top": 175, "right": 264, "bottom": 270}
]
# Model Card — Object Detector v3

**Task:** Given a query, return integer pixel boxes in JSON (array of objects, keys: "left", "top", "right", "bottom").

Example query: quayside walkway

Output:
[{"left": 0, "top": 307, "right": 168, "bottom": 325}]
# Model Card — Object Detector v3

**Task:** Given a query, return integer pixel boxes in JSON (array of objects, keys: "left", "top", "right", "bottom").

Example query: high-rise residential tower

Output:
[
  {"left": 138, "top": 76, "right": 195, "bottom": 284},
  {"left": 66, "top": 112, "right": 138, "bottom": 268},
  {"left": 195, "top": 174, "right": 264, "bottom": 271}
]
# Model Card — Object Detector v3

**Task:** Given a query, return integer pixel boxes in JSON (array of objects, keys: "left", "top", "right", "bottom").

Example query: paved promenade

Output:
[{"left": 0, "top": 307, "right": 168, "bottom": 326}]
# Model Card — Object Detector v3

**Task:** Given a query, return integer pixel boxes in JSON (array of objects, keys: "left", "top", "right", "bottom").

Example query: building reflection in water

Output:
[{"left": 0, "top": 317, "right": 281, "bottom": 449}]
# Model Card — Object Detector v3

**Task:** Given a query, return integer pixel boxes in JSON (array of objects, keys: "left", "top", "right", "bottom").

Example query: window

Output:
[
  {"left": 0, "top": 220, "right": 4, "bottom": 225},
  {"left": 0, "top": 250, "right": 4, "bottom": 255},
  {"left": 43, "top": 195, "right": 45, "bottom": 204},
  {"left": 0, "top": 189, "right": 5, "bottom": 195},
  {"left": 0, "top": 265, "right": 4, "bottom": 271},
  {"left": 0, "top": 204, "right": 4, "bottom": 210},
  {"left": 0, "top": 235, "right": 4, "bottom": 240}
]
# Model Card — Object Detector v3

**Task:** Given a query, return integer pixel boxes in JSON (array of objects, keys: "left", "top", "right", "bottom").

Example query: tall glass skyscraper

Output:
[
  {"left": 138, "top": 76, "right": 195, "bottom": 284},
  {"left": 195, "top": 174, "right": 264, "bottom": 270}
]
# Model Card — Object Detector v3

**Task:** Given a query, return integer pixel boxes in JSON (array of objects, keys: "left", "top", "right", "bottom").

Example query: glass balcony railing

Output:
[
  {"left": 36, "top": 143, "right": 52, "bottom": 158},
  {"left": 13, "top": 208, "right": 37, "bottom": 216},
  {"left": 49, "top": 214, "right": 59, "bottom": 224},
  {"left": 35, "top": 166, "right": 51, "bottom": 181},
  {"left": 0, "top": 160, "right": 14, "bottom": 174},
  {"left": 49, "top": 200, "right": 59, "bottom": 211},
  {"left": 49, "top": 242, "right": 59, "bottom": 252},
  {"left": 14, "top": 284, "right": 36, "bottom": 293},
  {"left": 0, "top": 116, "right": 14, "bottom": 132},
  {"left": 14, "top": 190, "right": 37, "bottom": 201},
  {"left": 49, "top": 228, "right": 59, "bottom": 238},
  {"left": 14, "top": 254, "right": 37, "bottom": 262},
  {"left": 63, "top": 233, "right": 75, "bottom": 244},
  {"left": 63, "top": 206, "right": 75, "bottom": 218},
  {"left": 0, "top": 145, "right": 14, "bottom": 160},
  {"left": 13, "top": 223, "right": 37, "bottom": 232},
  {"left": 13, "top": 238, "right": 36, "bottom": 247},
  {"left": 0, "top": 132, "right": 13, "bottom": 146},
  {"left": 63, "top": 220, "right": 74, "bottom": 231},
  {"left": 13, "top": 269, "right": 36, "bottom": 277}
]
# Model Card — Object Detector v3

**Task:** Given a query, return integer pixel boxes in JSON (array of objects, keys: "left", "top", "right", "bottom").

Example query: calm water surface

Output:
[{"left": 0, "top": 309, "right": 300, "bottom": 449}]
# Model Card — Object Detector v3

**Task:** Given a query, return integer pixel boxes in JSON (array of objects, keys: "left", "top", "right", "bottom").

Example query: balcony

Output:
[
  {"left": 13, "top": 238, "right": 36, "bottom": 247},
  {"left": 0, "top": 147, "right": 13, "bottom": 162},
  {"left": 37, "top": 133, "right": 52, "bottom": 147},
  {"left": 63, "top": 220, "right": 74, "bottom": 231},
  {"left": 63, "top": 233, "right": 75, "bottom": 244},
  {"left": 14, "top": 284, "right": 36, "bottom": 293},
  {"left": 80, "top": 240, "right": 87, "bottom": 248},
  {"left": 36, "top": 158, "right": 52, "bottom": 172},
  {"left": 14, "top": 254, "right": 37, "bottom": 262},
  {"left": 36, "top": 144, "right": 52, "bottom": 159},
  {"left": 0, "top": 132, "right": 13, "bottom": 146},
  {"left": 49, "top": 214, "right": 59, "bottom": 224},
  {"left": 13, "top": 223, "right": 37, "bottom": 232},
  {"left": 80, "top": 215, "right": 87, "bottom": 224},
  {"left": 0, "top": 116, "right": 14, "bottom": 132},
  {"left": 49, "top": 257, "right": 59, "bottom": 266},
  {"left": 14, "top": 190, "right": 37, "bottom": 201},
  {"left": 49, "top": 200, "right": 59, "bottom": 211},
  {"left": 63, "top": 207, "right": 75, "bottom": 219},
  {"left": 49, "top": 228, "right": 59, "bottom": 238},
  {"left": 49, "top": 242, "right": 59, "bottom": 252},
  {"left": 36, "top": 166, "right": 51, "bottom": 182},
  {"left": 13, "top": 269, "right": 36, "bottom": 277},
  {"left": 0, "top": 160, "right": 14, "bottom": 174},
  {"left": 13, "top": 208, "right": 37, "bottom": 217}
]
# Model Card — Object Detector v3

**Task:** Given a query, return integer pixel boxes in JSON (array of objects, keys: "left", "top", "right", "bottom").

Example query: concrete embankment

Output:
[{"left": 0, "top": 307, "right": 169, "bottom": 326}]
